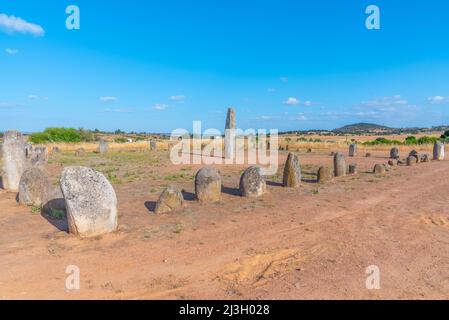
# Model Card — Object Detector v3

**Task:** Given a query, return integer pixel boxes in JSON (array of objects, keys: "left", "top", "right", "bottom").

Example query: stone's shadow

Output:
[
  {"left": 41, "top": 199, "right": 68, "bottom": 232},
  {"left": 302, "top": 178, "right": 318, "bottom": 184},
  {"left": 181, "top": 190, "right": 196, "bottom": 202},
  {"left": 180, "top": 152, "right": 225, "bottom": 160},
  {"left": 144, "top": 201, "right": 157, "bottom": 213},
  {"left": 302, "top": 171, "right": 319, "bottom": 184},
  {"left": 221, "top": 186, "right": 241, "bottom": 197},
  {"left": 0, "top": 176, "right": 3, "bottom": 189},
  {"left": 266, "top": 181, "right": 283, "bottom": 187}
]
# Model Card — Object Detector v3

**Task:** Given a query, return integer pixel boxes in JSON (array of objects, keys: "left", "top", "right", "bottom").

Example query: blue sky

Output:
[{"left": 1, "top": 0, "right": 449, "bottom": 133}]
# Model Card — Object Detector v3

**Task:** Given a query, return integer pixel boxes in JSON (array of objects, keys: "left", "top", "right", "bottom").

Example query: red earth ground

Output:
[{"left": 0, "top": 148, "right": 448, "bottom": 299}]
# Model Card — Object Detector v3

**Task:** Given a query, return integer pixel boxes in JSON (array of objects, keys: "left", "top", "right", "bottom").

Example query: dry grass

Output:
[
  {"left": 42, "top": 141, "right": 171, "bottom": 152},
  {"left": 34, "top": 131, "right": 442, "bottom": 154}
]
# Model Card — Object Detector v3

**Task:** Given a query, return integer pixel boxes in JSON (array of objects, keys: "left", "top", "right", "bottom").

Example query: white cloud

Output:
[
  {"left": 293, "top": 115, "right": 307, "bottom": 121},
  {"left": 267, "top": 88, "right": 277, "bottom": 93},
  {"left": 303, "top": 100, "right": 312, "bottom": 107},
  {"left": 0, "top": 13, "right": 45, "bottom": 36},
  {"left": 28, "top": 94, "right": 38, "bottom": 100},
  {"left": 357, "top": 95, "right": 410, "bottom": 111},
  {"left": 283, "top": 97, "right": 300, "bottom": 105},
  {"left": 170, "top": 95, "right": 186, "bottom": 102},
  {"left": 100, "top": 96, "right": 118, "bottom": 103},
  {"left": 280, "top": 77, "right": 289, "bottom": 83},
  {"left": 5, "top": 48, "right": 18, "bottom": 55},
  {"left": 428, "top": 96, "right": 449, "bottom": 104},
  {"left": 153, "top": 103, "right": 169, "bottom": 110}
]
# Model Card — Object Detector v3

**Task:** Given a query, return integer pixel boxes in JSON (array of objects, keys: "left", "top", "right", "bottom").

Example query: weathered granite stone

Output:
[
  {"left": 240, "top": 166, "right": 266, "bottom": 198},
  {"left": 60, "top": 166, "right": 118, "bottom": 238},
  {"left": 348, "top": 164, "right": 358, "bottom": 175},
  {"left": 195, "top": 167, "right": 222, "bottom": 203},
  {"left": 433, "top": 141, "right": 444, "bottom": 161},
  {"left": 1, "top": 131, "right": 27, "bottom": 191},
  {"left": 224, "top": 108, "right": 236, "bottom": 160},
  {"left": 349, "top": 144, "right": 357, "bottom": 157},
  {"left": 333, "top": 152, "right": 346, "bottom": 177},
  {"left": 317, "top": 166, "right": 333, "bottom": 183},
  {"left": 373, "top": 164, "right": 386, "bottom": 174},
  {"left": 154, "top": 185, "right": 184, "bottom": 214},
  {"left": 99, "top": 140, "right": 109, "bottom": 154},
  {"left": 390, "top": 148, "right": 399, "bottom": 159},
  {"left": 18, "top": 167, "right": 51, "bottom": 207},
  {"left": 283, "top": 153, "right": 301, "bottom": 188}
]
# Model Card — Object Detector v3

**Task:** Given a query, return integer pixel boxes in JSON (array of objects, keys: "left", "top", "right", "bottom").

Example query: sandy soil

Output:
[{"left": 1, "top": 148, "right": 448, "bottom": 300}]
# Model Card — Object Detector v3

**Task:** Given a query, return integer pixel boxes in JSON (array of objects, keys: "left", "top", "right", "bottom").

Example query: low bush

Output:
[{"left": 29, "top": 128, "right": 94, "bottom": 143}]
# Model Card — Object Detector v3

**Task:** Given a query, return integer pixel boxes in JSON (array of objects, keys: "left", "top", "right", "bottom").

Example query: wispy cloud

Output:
[
  {"left": 428, "top": 96, "right": 449, "bottom": 104},
  {"left": 283, "top": 97, "right": 300, "bottom": 105},
  {"left": 5, "top": 48, "right": 18, "bottom": 55},
  {"left": 28, "top": 94, "right": 38, "bottom": 100},
  {"left": 283, "top": 97, "right": 316, "bottom": 106},
  {"left": 0, "top": 13, "right": 45, "bottom": 36},
  {"left": 292, "top": 114, "right": 307, "bottom": 121},
  {"left": 267, "top": 88, "right": 277, "bottom": 93},
  {"left": 280, "top": 77, "right": 289, "bottom": 83},
  {"left": 100, "top": 96, "right": 118, "bottom": 103},
  {"left": 357, "top": 95, "right": 409, "bottom": 111},
  {"left": 153, "top": 103, "right": 169, "bottom": 110},
  {"left": 169, "top": 95, "right": 186, "bottom": 102}
]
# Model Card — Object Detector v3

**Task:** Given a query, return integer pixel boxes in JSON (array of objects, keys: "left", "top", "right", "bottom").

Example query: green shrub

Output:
[
  {"left": 114, "top": 137, "right": 128, "bottom": 143},
  {"left": 404, "top": 136, "right": 417, "bottom": 145},
  {"left": 29, "top": 128, "right": 83, "bottom": 143},
  {"left": 417, "top": 136, "right": 438, "bottom": 145},
  {"left": 49, "top": 209, "right": 65, "bottom": 220},
  {"left": 363, "top": 135, "right": 439, "bottom": 146}
]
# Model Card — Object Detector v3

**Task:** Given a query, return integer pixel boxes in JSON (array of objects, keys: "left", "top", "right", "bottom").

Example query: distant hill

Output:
[{"left": 333, "top": 123, "right": 391, "bottom": 133}]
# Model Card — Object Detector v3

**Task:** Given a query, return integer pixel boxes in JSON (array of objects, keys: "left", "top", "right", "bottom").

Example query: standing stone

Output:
[
  {"left": 433, "top": 141, "right": 444, "bottom": 161},
  {"left": 1, "top": 131, "right": 27, "bottom": 191},
  {"left": 240, "top": 166, "right": 266, "bottom": 198},
  {"left": 150, "top": 140, "right": 157, "bottom": 151},
  {"left": 420, "top": 154, "right": 430, "bottom": 163},
  {"left": 29, "top": 147, "right": 48, "bottom": 166},
  {"left": 283, "top": 153, "right": 301, "bottom": 188},
  {"left": 224, "top": 108, "right": 236, "bottom": 160},
  {"left": 60, "top": 166, "right": 118, "bottom": 238},
  {"left": 388, "top": 160, "right": 397, "bottom": 167},
  {"left": 333, "top": 152, "right": 346, "bottom": 177},
  {"left": 75, "top": 148, "right": 85, "bottom": 157},
  {"left": 373, "top": 164, "right": 386, "bottom": 174},
  {"left": 195, "top": 167, "right": 222, "bottom": 203},
  {"left": 18, "top": 167, "right": 51, "bottom": 207},
  {"left": 317, "top": 166, "right": 333, "bottom": 183},
  {"left": 348, "top": 164, "right": 358, "bottom": 175},
  {"left": 348, "top": 144, "right": 357, "bottom": 157},
  {"left": 390, "top": 148, "right": 399, "bottom": 159},
  {"left": 52, "top": 147, "right": 61, "bottom": 154},
  {"left": 99, "top": 140, "right": 109, "bottom": 154},
  {"left": 154, "top": 185, "right": 184, "bottom": 214},
  {"left": 406, "top": 156, "right": 416, "bottom": 166},
  {"left": 24, "top": 142, "right": 33, "bottom": 158},
  {"left": 409, "top": 150, "right": 419, "bottom": 163}
]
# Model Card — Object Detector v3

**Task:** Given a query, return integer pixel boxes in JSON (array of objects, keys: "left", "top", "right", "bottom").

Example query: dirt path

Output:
[{"left": 1, "top": 153, "right": 448, "bottom": 300}]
